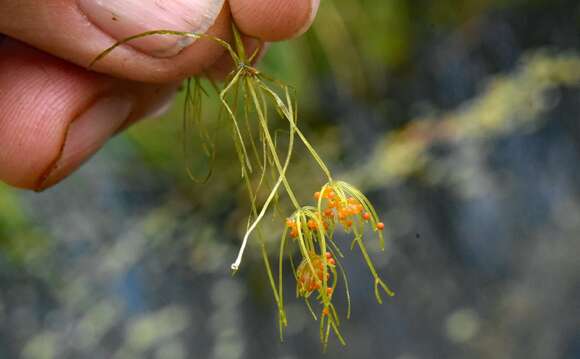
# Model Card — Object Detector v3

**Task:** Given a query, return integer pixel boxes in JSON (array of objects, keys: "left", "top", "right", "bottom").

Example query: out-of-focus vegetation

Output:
[
  {"left": 1, "top": 0, "right": 580, "bottom": 358},
  {"left": 350, "top": 51, "right": 580, "bottom": 189}
]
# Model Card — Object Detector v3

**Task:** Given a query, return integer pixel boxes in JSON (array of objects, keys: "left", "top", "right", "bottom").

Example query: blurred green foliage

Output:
[{"left": 0, "top": 183, "right": 51, "bottom": 266}]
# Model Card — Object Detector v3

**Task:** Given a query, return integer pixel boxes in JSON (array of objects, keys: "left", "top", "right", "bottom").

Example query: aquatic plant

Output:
[{"left": 90, "top": 26, "right": 394, "bottom": 348}]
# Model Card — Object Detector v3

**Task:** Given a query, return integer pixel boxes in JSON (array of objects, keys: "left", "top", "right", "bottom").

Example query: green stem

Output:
[
  {"left": 354, "top": 237, "right": 394, "bottom": 302},
  {"left": 230, "top": 92, "right": 295, "bottom": 270},
  {"left": 256, "top": 79, "right": 333, "bottom": 182},
  {"left": 246, "top": 78, "right": 301, "bottom": 210},
  {"left": 261, "top": 243, "right": 287, "bottom": 334},
  {"left": 89, "top": 30, "right": 239, "bottom": 68}
]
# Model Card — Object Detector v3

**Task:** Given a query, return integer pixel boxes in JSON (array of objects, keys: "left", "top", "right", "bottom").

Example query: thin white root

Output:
[{"left": 230, "top": 152, "right": 289, "bottom": 271}]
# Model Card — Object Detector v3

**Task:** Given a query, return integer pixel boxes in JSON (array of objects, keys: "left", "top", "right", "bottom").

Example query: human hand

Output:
[{"left": 0, "top": 0, "right": 319, "bottom": 190}]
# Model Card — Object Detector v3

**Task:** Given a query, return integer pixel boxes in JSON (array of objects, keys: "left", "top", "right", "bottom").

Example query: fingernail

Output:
[
  {"left": 36, "top": 96, "right": 133, "bottom": 190},
  {"left": 294, "top": 0, "right": 320, "bottom": 38},
  {"left": 78, "top": 0, "right": 225, "bottom": 57}
]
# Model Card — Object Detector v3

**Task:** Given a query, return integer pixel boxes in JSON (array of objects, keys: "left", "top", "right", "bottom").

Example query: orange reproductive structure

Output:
[
  {"left": 296, "top": 252, "right": 335, "bottom": 296},
  {"left": 278, "top": 181, "right": 394, "bottom": 347}
]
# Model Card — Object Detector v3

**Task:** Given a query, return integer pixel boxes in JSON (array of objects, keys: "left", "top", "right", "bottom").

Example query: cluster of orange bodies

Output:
[
  {"left": 296, "top": 252, "right": 336, "bottom": 297},
  {"left": 285, "top": 188, "right": 385, "bottom": 238},
  {"left": 287, "top": 187, "right": 386, "bottom": 311}
]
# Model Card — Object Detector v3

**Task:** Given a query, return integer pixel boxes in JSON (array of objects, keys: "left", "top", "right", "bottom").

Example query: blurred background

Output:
[{"left": 1, "top": 0, "right": 580, "bottom": 358}]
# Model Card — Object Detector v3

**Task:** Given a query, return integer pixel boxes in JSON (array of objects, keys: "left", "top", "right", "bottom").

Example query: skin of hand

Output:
[{"left": 0, "top": 0, "right": 319, "bottom": 190}]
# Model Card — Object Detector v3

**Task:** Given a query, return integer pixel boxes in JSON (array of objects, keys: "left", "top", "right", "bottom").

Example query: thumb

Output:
[{"left": 0, "top": 0, "right": 229, "bottom": 83}]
